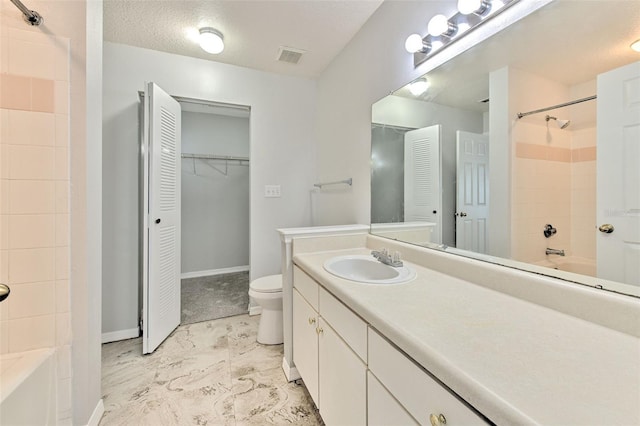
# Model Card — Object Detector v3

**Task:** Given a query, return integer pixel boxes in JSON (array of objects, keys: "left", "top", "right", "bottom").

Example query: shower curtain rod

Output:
[
  {"left": 9, "top": 0, "right": 43, "bottom": 26},
  {"left": 516, "top": 95, "right": 596, "bottom": 119}
]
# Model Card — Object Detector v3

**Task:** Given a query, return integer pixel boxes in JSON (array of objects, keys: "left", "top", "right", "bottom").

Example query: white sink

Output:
[{"left": 323, "top": 255, "right": 416, "bottom": 284}]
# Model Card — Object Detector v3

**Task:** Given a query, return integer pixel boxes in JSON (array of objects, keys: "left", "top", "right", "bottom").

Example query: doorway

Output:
[{"left": 178, "top": 98, "right": 251, "bottom": 325}]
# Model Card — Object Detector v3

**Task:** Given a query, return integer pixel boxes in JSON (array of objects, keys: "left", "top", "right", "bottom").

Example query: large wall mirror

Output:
[{"left": 371, "top": 0, "right": 640, "bottom": 297}]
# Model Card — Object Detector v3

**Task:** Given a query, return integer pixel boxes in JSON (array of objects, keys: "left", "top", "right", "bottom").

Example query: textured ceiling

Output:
[
  {"left": 394, "top": 0, "right": 640, "bottom": 121},
  {"left": 103, "top": 0, "right": 383, "bottom": 78}
]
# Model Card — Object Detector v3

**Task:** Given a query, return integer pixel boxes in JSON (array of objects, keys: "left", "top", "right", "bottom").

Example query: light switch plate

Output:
[{"left": 264, "top": 185, "right": 281, "bottom": 198}]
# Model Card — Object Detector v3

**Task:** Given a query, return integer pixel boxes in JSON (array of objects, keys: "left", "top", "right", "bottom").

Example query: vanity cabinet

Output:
[
  {"left": 368, "top": 328, "right": 487, "bottom": 426},
  {"left": 293, "top": 266, "right": 367, "bottom": 425}
]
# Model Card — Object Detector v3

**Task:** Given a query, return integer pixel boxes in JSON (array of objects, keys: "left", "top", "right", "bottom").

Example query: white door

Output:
[
  {"left": 142, "top": 82, "right": 182, "bottom": 354},
  {"left": 404, "top": 125, "right": 442, "bottom": 243},
  {"left": 597, "top": 61, "right": 640, "bottom": 286},
  {"left": 455, "top": 131, "right": 490, "bottom": 253}
]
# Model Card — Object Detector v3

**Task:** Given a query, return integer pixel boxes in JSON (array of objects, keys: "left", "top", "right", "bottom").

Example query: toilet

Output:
[{"left": 248, "top": 274, "right": 283, "bottom": 345}]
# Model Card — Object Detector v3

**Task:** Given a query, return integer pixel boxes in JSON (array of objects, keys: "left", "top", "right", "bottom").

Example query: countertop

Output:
[{"left": 293, "top": 248, "right": 640, "bottom": 425}]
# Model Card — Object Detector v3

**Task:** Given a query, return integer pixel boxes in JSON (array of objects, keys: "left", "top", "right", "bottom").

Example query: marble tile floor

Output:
[{"left": 100, "top": 314, "right": 323, "bottom": 426}]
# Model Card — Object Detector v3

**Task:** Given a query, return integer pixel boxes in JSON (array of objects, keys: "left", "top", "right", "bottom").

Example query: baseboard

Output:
[
  {"left": 101, "top": 328, "right": 140, "bottom": 344},
  {"left": 86, "top": 399, "right": 104, "bottom": 426},
  {"left": 282, "top": 356, "right": 301, "bottom": 382},
  {"left": 248, "top": 305, "right": 262, "bottom": 316},
  {"left": 181, "top": 265, "right": 249, "bottom": 279}
]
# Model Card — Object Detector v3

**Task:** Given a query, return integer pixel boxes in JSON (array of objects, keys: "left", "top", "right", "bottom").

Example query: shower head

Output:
[{"left": 545, "top": 115, "right": 570, "bottom": 129}]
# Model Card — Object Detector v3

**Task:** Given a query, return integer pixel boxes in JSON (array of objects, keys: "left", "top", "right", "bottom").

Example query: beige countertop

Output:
[{"left": 294, "top": 247, "right": 640, "bottom": 425}]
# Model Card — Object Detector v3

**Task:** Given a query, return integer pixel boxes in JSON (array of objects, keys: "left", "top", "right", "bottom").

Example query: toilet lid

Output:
[{"left": 250, "top": 274, "right": 282, "bottom": 293}]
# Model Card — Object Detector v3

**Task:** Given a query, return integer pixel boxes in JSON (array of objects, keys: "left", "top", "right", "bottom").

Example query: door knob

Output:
[
  {"left": 598, "top": 224, "right": 614, "bottom": 233},
  {"left": 0, "top": 284, "right": 10, "bottom": 302},
  {"left": 155, "top": 218, "right": 161, "bottom": 224},
  {"left": 456, "top": 212, "right": 467, "bottom": 217}
]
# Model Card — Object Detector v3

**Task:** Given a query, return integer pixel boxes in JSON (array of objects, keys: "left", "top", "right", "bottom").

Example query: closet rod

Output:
[{"left": 181, "top": 153, "right": 249, "bottom": 162}]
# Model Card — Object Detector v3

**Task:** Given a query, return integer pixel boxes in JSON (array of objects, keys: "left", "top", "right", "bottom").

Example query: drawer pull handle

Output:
[
  {"left": 316, "top": 327, "right": 324, "bottom": 335},
  {"left": 308, "top": 317, "right": 316, "bottom": 325},
  {"left": 429, "top": 413, "right": 446, "bottom": 426}
]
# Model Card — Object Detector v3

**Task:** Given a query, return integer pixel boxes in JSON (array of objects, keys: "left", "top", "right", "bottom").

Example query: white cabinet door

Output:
[
  {"left": 368, "top": 371, "right": 418, "bottom": 426},
  {"left": 318, "top": 318, "right": 366, "bottom": 426},
  {"left": 292, "top": 289, "right": 319, "bottom": 406}
]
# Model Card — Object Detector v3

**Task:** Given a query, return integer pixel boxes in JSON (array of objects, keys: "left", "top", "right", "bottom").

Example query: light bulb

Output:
[
  {"left": 199, "top": 28, "right": 224, "bottom": 54},
  {"left": 631, "top": 39, "right": 640, "bottom": 52},
  {"left": 405, "top": 34, "right": 425, "bottom": 53},
  {"left": 428, "top": 14, "right": 450, "bottom": 36},
  {"left": 458, "top": 0, "right": 482, "bottom": 14},
  {"left": 408, "top": 78, "right": 430, "bottom": 96}
]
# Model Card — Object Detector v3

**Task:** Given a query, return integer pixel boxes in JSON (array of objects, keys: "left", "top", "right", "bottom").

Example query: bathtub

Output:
[
  {"left": 536, "top": 257, "right": 597, "bottom": 277},
  {"left": 0, "top": 348, "right": 56, "bottom": 425}
]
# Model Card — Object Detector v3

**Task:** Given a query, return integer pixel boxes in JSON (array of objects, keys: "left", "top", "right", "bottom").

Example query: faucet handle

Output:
[{"left": 393, "top": 251, "right": 400, "bottom": 263}]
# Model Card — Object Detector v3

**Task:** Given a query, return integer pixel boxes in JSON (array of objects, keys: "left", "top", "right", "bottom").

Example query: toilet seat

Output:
[{"left": 249, "top": 275, "right": 282, "bottom": 294}]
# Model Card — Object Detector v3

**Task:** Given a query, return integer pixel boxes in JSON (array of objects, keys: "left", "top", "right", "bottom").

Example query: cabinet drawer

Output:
[
  {"left": 293, "top": 266, "right": 319, "bottom": 310},
  {"left": 368, "top": 328, "right": 487, "bottom": 426},
  {"left": 319, "top": 287, "right": 367, "bottom": 362}
]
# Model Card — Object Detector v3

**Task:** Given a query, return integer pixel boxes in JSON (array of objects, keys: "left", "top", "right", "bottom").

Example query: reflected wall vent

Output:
[{"left": 277, "top": 46, "right": 306, "bottom": 64}]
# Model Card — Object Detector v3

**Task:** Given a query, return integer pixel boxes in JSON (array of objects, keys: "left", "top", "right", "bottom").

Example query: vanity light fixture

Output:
[
  {"left": 405, "top": 33, "right": 432, "bottom": 54},
  {"left": 199, "top": 27, "right": 225, "bottom": 54},
  {"left": 407, "top": 0, "right": 519, "bottom": 68},
  {"left": 631, "top": 38, "right": 640, "bottom": 52},
  {"left": 428, "top": 14, "right": 458, "bottom": 37},
  {"left": 458, "top": 0, "right": 491, "bottom": 16},
  {"left": 408, "top": 78, "right": 430, "bottom": 96}
]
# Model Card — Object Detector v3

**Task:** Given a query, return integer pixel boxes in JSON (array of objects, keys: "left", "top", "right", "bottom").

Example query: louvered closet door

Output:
[
  {"left": 404, "top": 125, "right": 442, "bottom": 243},
  {"left": 143, "top": 82, "right": 182, "bottom": 354}
]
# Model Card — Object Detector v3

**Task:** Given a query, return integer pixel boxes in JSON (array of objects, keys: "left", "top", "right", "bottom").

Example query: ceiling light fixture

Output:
[
  {"left": 408, "top": 78, "right": 430, "bottom": 96},
  {"left": 199, "top": 27, "right": 224, "bottom": 54},
  {"left": 631, "top": 38, "right": 640, "bottom": 52},
  {"left": 407, "top": 0, "right": 519, "bottom": 68}
]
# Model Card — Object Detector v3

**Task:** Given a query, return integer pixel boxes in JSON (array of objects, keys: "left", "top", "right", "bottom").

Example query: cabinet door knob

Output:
[
  {"left": 429, "top": 413, "right": 447, "bottom": 426},
  {"left": 316, "top": 327, "right": 323, "bottom": 335},
  {"left": 308, "top": 317, "right": 316, "bottom": 325}
]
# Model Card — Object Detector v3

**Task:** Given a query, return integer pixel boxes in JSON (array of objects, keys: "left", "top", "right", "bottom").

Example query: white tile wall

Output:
[{"left": 0, "top": 25, "right": 71, "bottom": 423}]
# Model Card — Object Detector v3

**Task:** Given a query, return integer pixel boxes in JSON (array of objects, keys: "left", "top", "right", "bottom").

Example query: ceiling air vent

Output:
[{"left": 277, "top": 46, "right": 306, "bottom": 64}]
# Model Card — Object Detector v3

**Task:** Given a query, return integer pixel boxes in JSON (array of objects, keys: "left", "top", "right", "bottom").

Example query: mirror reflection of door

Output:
[
  {"left": 596, "top": 61, "right": 640, "bottom": 286},
  {"left": 456, "top": 131, "right": 489, "bottom": 253},
  {"left": 404, "top": 125, "right": 442, "bottom": 244}
]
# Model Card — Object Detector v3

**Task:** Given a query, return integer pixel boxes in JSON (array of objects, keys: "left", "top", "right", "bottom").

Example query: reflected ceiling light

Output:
[
  {"left": 408, "top": 78, "right": 430, "bottom": 96},
  {"left": 199, "top": 27, "right": 224, "bottom": 54},
  {"left": 428, "top": 14, "right": 457, "bottom": 37},
  {"left": 405, "top": 33, "right": 431, "bottom": 54},
  {"left": 458, "top": 0, "right": 491, "bottom": 15},
  {"left": 631, "top": 38, "right": 640, "bottom": 52}
]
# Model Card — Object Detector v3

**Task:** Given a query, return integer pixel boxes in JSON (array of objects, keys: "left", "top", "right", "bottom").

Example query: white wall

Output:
[
  {"left": 372, "top": 95, "right": 483, "bottom": 246},
  {"left": 102, "top": 42, "right": 316, "bottom": 335},
  {"left": 181, "top": 112, "right": 250, "bottom": 274},
  {"left": 313, "top": 0, "right": 549, "bottom": 227}
]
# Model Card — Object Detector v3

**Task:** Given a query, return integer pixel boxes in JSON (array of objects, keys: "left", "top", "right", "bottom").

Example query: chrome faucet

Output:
[
  {"left": 371, "top": 248, "right": 404, "bottom": 267},
  {"left": 545, "top": 248, "right": 565, "bottom": 256}
]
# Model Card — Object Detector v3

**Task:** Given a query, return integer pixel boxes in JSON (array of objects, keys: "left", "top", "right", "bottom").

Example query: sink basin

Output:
[{"left": 323, "top": 255, "right": 416, "bottom": 284}]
